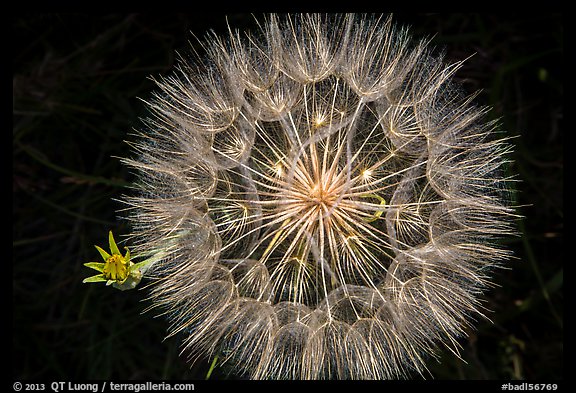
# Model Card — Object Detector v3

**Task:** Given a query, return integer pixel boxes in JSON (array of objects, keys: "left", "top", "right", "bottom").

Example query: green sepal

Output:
[
  {"left": 132, "top": 259, "right": 152, "bottom": 271},
  {"left": 83, "top": 275, "right": 108, "bottom": 283},
  {"left": 84, "top": 262, "right": 106, "bottom": 273},
  {"left": 95, "top": 245, "right": 111, "bottom": 261},
  {"left": 108, "top": 230, "right": 121, "bottom": 256}
]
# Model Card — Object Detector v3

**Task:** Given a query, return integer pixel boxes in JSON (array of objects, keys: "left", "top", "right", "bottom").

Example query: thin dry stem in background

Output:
[{"left": 121, "top": 14, "right": 517, "bottom": 379}]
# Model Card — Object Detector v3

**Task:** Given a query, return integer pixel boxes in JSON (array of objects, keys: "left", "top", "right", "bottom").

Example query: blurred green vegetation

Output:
[{"left": 13, "top": 14, "right": 562, "bottom": 380}]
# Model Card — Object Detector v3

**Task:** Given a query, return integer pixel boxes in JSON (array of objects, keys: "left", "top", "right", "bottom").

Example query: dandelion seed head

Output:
[{"left": 122, "top": 14, "right": 516, "bottom": 379}]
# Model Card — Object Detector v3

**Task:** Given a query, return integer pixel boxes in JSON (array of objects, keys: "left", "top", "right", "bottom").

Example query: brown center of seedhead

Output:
[{"left": 298, "top": 172, "right": 341, "bottom": 216}]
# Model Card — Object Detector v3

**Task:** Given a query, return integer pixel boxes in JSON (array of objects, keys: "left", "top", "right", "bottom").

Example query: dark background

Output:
[{"left": 13, "top": 13, "right": 563, "bottom": 380}]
